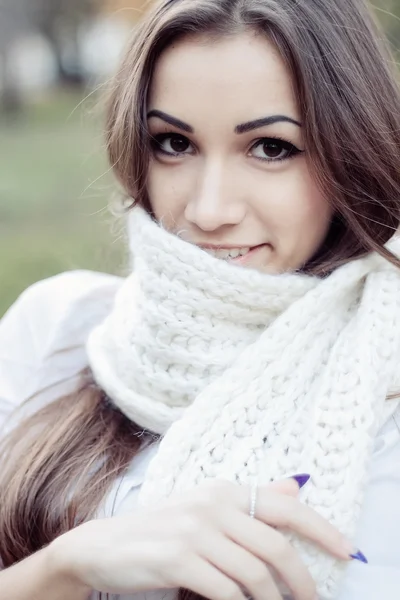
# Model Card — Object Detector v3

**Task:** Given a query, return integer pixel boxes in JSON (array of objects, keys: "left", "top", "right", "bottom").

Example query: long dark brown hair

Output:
[{"left": 1, "top": 1, "right": 400, "bottom": 599}]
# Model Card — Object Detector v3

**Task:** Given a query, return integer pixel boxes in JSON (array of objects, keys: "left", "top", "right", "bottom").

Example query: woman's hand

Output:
[{"left": 50, "top": 478, "right": 355, "bottom": 600}]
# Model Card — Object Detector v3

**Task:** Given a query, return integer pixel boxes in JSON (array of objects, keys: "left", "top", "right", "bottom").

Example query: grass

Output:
[{"left": 0, "top": 88, "right": 127, "bottom": 317}]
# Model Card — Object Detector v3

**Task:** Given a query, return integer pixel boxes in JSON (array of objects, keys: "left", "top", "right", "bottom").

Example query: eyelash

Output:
[{"left": 150, "top": 133, "right": 302, "bottom": 163}]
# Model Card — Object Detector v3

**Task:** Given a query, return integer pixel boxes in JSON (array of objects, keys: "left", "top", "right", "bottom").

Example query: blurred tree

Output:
[
  {"left": 31, "top": 0, "right": 99, "bottom": 85},
  {"left": 0, "top": 0, "right": 30, "bottom": 114},
  {"left": 0, "top": 0, "right": 99, "bottom": 113}
]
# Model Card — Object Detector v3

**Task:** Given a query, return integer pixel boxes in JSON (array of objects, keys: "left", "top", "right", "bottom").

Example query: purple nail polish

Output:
[
  {"left": 350, "top": 550, "right": 368, "bottom": 564},
  {"left": 291, "top": 474, "right": 311, "bottom": 489}
]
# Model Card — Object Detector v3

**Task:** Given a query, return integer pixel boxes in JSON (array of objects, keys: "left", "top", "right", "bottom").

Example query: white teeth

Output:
[
  {"left": 206, "top": 247, "right": 251, "bottom": 260},
  {"left": 226, "top": 249, "right": 240, "bottom": 258}
]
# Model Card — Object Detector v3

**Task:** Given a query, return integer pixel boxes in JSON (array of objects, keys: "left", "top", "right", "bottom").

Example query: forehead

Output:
[{"left": 148, "top": 31, "right": 298, "bottom": 120}]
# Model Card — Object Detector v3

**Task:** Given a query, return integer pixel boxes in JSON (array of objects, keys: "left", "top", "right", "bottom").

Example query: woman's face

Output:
[{"left": 147, "top": 31, "right": 333, "bottom": 273}]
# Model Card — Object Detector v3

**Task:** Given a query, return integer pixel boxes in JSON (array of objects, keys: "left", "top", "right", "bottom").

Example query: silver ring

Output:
[{"left": 249, "top": 476, "right": 258, "bottom": 519}]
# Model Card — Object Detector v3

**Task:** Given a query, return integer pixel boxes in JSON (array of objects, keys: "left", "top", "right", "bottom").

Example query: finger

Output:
[
  {"left": 221, "top": 512, "right": 315, "bottom": 600},
  {"left": 256, "top": 491, "right": 352, "bottom": 560},
  {"left": 173, "top": 555, "right": 248, "bottom": 600},
  {"left": 198, "top": 531, "right": 282, "bottom": 600},
  {"left": 235, "top": 487, "right": 352, "bottom": 560},
  {"left": 267, "top": 479, "right": 302, "bottom": 497}
]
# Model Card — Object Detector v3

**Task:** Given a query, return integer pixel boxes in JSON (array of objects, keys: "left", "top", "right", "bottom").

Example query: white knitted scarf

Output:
[{"left": 86, "top": 207, "right": 400, "bottom": 599}]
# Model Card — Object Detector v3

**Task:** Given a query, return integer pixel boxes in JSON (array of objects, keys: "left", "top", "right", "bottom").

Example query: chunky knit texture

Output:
[{"left": 86, "top": 207, "right": 400, "bottom": 599}]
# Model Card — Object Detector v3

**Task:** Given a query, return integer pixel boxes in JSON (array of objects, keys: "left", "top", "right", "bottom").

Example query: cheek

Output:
[
  {"left": 147, "top": 161, "right": 191, "bottom": 225},
  {"left": 257, "top": 165, "right": 332, "bottom": 238},
  {"left": 292, "top": 177, "right": 332, "bottom": 240}
]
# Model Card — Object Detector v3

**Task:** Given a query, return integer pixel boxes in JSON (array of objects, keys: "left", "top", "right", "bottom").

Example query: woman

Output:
[{"left": 1, "top": 0, "right": 400, "bottom": 599}]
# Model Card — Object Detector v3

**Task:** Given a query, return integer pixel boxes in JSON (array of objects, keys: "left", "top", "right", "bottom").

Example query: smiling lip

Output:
[
  {"left": 198, "top": 243, "right": 270, "bottom": 264},
  {"left": 231, "top": 244, "right": 269, "bottom": 264},
  {"left": 198, "top": 243, "right": 262, "bottom": 250}
]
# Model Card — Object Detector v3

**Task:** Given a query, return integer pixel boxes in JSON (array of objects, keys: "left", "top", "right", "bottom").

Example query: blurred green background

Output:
[
  {"left": 0, "top": 89, "right": 126, "bottom": 315},
  {"left": 0, "top": 0, "right": 149, "bottom": 316},
  {"left": 0, "top": 0, "right": 399, "bottom": 316}
]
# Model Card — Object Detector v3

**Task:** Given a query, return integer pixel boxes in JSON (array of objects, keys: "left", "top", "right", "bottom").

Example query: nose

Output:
[{"left": 184, "top": 158, "right": 246, "bottom": 232}]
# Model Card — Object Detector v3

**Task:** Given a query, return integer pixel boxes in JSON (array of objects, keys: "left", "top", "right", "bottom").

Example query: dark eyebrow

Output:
[
  {"left": 147, "top": 110, "right": 301, "bottom": 135},
  {"left": 147, "top": 110, "right": 194, "bottom": 133},
  {"left": 235, "top": 115, "right": 302, "bottom": 134}
]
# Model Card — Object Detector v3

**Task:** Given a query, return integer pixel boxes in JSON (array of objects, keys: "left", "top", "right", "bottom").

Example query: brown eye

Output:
[
  {"left": 262, "top": 140, "right": 284, "bottom": 159},
  {"left": 170, "top": 135, "right": 190, "bottom": 153},
  {"left": 250, "top": 137, "right": 301, "bottom": 163},
  {"left": 152, "top": 133, "right": 193, "bottom": 156}
]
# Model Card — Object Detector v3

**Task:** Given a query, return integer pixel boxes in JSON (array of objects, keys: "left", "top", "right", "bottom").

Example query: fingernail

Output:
[
  {"left": 291, "top": 473, "right": 311, "bottom": 489},
  {"left": 350, "top": 550, "right": 368, "bottom": 564}
]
